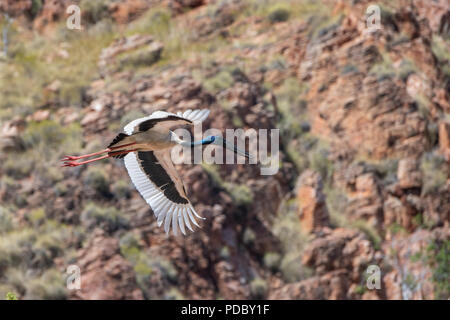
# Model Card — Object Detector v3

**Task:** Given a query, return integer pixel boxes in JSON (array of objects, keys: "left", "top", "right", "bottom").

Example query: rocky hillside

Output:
[{"left": 0, "top": 0, "right": 448, "bottom": 300}]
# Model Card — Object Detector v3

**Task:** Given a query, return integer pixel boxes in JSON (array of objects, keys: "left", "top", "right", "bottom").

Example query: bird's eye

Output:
[{"left": 210, "top": 136, "right": 215, "bottom": 142}]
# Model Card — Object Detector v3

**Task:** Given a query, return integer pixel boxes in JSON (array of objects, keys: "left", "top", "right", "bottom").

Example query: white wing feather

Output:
[{"left": 124, "top": 151, "right": 203, "bottom": 236}]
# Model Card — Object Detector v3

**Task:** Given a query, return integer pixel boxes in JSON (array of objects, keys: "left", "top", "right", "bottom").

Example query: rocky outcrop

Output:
[
  {"left": 383, "top": 227, "right": 449, "bottom": 300},
  {"left": 296, "top": 170, "right": 329, "bottom": 233},
  {"left": 439, "top": 122, "right": 450, "bottom": 160},
  {"left": 98, "top": 35, "right": 163, "bottom": 77},
  {"left": 70, "top": 229, "right": 144, "bottom": 300},
  {"left": 271, "top": 228, "right": 378, "bottom": 299},
  {"left": 0, "top": 117, "right": 26, "bottom": 152}
]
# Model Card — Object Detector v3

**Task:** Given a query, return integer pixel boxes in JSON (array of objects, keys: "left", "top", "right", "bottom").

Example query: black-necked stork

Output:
[{"left": 61, "top": 109, "right": 250, "bottom": 236}]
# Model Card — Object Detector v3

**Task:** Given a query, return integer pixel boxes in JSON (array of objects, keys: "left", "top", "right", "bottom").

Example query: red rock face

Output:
[
  {"left": 296, "top": 170, "right": 330, "bottom": 233},
  {"left": 0, "top": 0, "right": 32, "bottom": 17},
  {"left": 439, "top": 122, "right": 450, "bottom": 161},
  {"left": 109, "top": 0, "right": 149, "bottom": 24}
]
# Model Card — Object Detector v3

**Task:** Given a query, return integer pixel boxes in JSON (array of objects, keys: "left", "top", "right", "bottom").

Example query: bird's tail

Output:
[
  {"left": 107, "top": 133, "right": 132, "bottom": 159},
  {"left": 108, "top": 133, "right": 129, "bottom": 148}
]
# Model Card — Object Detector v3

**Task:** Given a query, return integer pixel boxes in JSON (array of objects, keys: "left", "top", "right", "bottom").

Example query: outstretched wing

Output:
[
  {"left": 124, "top": 150, "right": 204, "bottom": 236},
  {"left": 124, "top": 109, "right": 210, "bottom": 135}
]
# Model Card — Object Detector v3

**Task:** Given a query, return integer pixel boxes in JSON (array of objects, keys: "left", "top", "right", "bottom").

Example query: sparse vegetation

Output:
[
  {"left": 425, "top": 240, "right": 449, "bottom": 299},
  {"left": 249, "top": 277, "right": 267, "bottom": 299},
  {"left": 273, "top": 198, "right": 312, "bottom": 282},
  {"left": 80, "top": 0, "right": 114, "bottom": 24},
  {"left": 119, "top": 232, "right": 179, "bottom": 299},
  {"left": 83, "top": 167, "right": 110, "bottom": 196},
  {"left": 81, "top": 203, "right": 128, "bottom": 232},
  {"left": 420, "top": 152, "right": 447, "bottom": 196},
  {"left": 5, "top": 292, "right": 17, "bottom": 300},
  {"left": 264, "top": 252, "right": 281, "bottom": 272},
  {"left": 268, "top": 6, "right": 290, "bottom": 24}
]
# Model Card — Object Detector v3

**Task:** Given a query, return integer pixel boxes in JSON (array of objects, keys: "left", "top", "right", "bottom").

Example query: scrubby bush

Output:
[
  {"left": 249, "top": 277, "right": 267, "bottom": 299},
  {"left": 427, "top": 240, "right": 449, "bottom": 299},
  {"left": 268, "top": 7, "right": 290, "bottom": 23},
  {"left": 80, "top": 0, "right": 113, "bottom": 24},
  {"left": 420, "top": 152, "right": 447, "bottom": 196},
  {"left": 111, "top": 180, "right": 132, "bottom": 199},
  {"left": 5, "top": 292, "right": 18, "bottom": 300},
  {"left": 28, "top": 208, "right": 46, "bottom": 227},
  {"left": 263, "top": 252, "right": 281, "bottom": 272},
  {"left": 31, "top": 0, "right": 43, "bottom": 18},
  {"left": 83, "top": 167, "right": 110, "bottom": 196},
  {"left": 220, "top": 246, "right": 230, "bottom": 259},
  {"left": 243, "top": 228, "right": 256, "bottom": 245},
  {"left": 203, "top": 70, "right": 234, "bottom": 94},
  {"left": 224, "top": 183, "right": 253, "bottom": 207},
  {"left": 81, "top": 203, "right": 128, "bottom": 232},
  {"left": 21, "top": 268, "right": 67, "bottom": 300},
  {"left": 3, "top": 156, "right": 34, "bottom": 179},
  {"left": 0, "top": 206, "right": 14, "bottom": 233},
  {"left": 164, "top": 288, "right": 184, "bottom": 300},
  {"left": 272, "top": 198, "right": 312, "bottom": 282}
]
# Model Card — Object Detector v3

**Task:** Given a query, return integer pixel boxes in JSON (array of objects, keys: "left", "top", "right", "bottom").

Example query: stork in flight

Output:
[{"left": 61, "top": 109, "right": 250, "bottom": 236}]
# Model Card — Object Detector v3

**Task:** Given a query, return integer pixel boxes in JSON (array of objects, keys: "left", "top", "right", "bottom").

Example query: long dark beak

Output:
[{"left": 220, "top": 137, "right": 252, "bottom": 159}]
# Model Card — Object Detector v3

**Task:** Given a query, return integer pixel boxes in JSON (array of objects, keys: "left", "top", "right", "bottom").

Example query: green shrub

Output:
[
  {"left": 119, "top": 232, "right": 142, "bottom": 262},
  {"left": 220, "top": 246, "right": 230, "bottom": 259},
  {"left": 111, "top": 180, "right": 132, "bottom": 199},
  {"left": 268, "top": 7, "right": 290, "bottom": 23},
  {"left": 264, "top": 252, "right": 281, "bottom": 272},
  {"left": 83, "top": 167, "right": 110, "bottom": 196},
  {"left": 81, "top": 203, "right": 128, "bottom": 232},
  {"left": 0, "top": 207, "right": 14, "bottom": 234},
  {"left": 5, "top": 292, "right": 18, "bottom": 300},
  {"left": 118, "top": 45, "right": 163, "bottom": 70},
  {"left": 23, "top": 268, "right": 67, "bottom": 300},
  {"left": 352, "top": 220, "right": 381, "bottom": 250},
  {"left": 80, "top": 0, "right": 112, "bottom": 24},
  {"left": 420, "top": 152, "right": 447, "bottom": 196},
  {"left": 30, "top": 0, "right": 43, "bottom": 18},
  {"left": 28, "top": 208, "right": 46, "bottom": 227},
  {"left": 279, "top": 252, "right": 312, "bottom": 283},
  {"left": 249, "top": 277, "right": 267, "bottom": 299},
  {"left": 243, "top": 228, "right": 256, "bottom": 245},
  {"left": 224, "top": 183, "right": 253, "bottom": 207},
  {"left": 3, "top": 156, "right": 34, "bottom": 179},
  {"left": 272, "top": 198, "right": 311, "bottom": 282},
  {"left": 426, "top": 240, "right": 449, "bottom": 299},
  {"left": 164, "top": 288, "right": 184, "bottom": 300},
  {"left": 119, "top": 232, "right": 178, "bottom": 299},
  {"left": 20, "top": 121, "right": 82, "bottom": 168},
  {"left": 203, "top": 70, "right": 234, "bottom": 94}
]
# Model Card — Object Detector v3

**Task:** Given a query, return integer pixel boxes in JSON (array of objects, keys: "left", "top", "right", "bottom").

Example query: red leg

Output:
[
  {"left": 61, "top": 149, "right": 111, "bottom": 161},
  {"left": 61, "top": 142, "right": 137, "bottom": 161},
  {"left": 61, "top": 149, "right": 137, "bottom": 167},
  {"left": 62, "top": 155, "right": 109, "bottom": 167}
]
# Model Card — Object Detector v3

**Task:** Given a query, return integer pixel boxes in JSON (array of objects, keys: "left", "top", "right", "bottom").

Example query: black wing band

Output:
[
  {"left": 136, "top": 151, "right": 189, "bottom": 204},
  {"left": 137, "top": 115, "right": 192, "bottom": 132}
]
